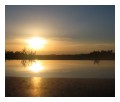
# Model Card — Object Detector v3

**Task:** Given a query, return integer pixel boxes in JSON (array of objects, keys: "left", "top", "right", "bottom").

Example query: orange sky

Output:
[{"left": 5, "top": 5, "right": 115, "bottom": 54}]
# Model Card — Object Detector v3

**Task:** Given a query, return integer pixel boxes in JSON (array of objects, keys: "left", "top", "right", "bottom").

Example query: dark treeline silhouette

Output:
[
  {"left": 5, "top": 48, "right": 36, "bottom": 60},
  {"left": 5, "top": 49, "right": 115, "bottom": 60}
]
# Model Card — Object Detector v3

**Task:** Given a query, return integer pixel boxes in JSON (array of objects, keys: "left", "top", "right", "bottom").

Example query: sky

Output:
[{"left": 5, "top": 5, "right": 115, "bottom": 54}]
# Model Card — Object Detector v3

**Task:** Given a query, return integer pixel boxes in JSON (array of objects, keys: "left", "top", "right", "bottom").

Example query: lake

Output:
[{"left": 5, "top": 60, "right": 115, "bottom": 79}]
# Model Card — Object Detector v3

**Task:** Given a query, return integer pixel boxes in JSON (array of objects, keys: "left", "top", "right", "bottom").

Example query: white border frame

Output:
[{"left": 0, "top": 0, "right": 119, "bottom": 102}]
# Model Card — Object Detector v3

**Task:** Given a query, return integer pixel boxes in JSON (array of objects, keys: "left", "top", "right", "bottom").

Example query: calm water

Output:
[{"left": 5, "top": 60, "right": 115, "bottom": 78}]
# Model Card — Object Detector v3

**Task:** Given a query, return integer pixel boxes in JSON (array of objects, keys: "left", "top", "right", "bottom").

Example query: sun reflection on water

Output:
[
  {"left": 29, "top": 61, "right": 44, "bottom": 73},
  {"left": 30, "top": 77, "right": 42, "bottom": 96}
]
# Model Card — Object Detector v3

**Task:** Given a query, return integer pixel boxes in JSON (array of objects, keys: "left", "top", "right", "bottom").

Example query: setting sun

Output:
[{"left": 26, "top": 37, "right": 46, "bottom": 49}]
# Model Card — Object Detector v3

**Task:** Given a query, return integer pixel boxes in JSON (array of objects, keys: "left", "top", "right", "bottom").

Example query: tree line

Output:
[{"left": 5, "top": 49, "right": 115, "bottom": 60}]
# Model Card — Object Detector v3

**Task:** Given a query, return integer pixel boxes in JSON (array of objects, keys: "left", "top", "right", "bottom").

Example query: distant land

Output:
[{"left": 5, "top": 49, "right": 115, "bottom": 60}]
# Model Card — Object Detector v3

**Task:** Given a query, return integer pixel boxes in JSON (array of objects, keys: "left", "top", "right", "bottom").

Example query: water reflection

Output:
[
  {"left": 30, "top": 77, "right": 42, "bottom": 96},
  {"left": 21, "top": 60, "right": 44, "bottom": 73},
  {"left": 21, "top": 60, "right": 36, "bottom": 67},
  {"left": 29, "top": 62, "right": 44, "bottom": 73},
  {"left": 94, "top": 60, "right": 100, "bottom": 64},
  {"left": 6, "top": 60, "right": 115, "bottom": 78}
]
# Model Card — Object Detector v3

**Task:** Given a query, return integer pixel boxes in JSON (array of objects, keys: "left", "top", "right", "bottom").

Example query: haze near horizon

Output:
[{"left": 5, "top": 5, "right": 115, "bottom": 54}]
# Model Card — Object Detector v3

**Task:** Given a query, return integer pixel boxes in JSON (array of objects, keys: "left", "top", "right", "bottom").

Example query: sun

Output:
[{"left": 26, "top": 37, "right": 46, "bottom": 49}]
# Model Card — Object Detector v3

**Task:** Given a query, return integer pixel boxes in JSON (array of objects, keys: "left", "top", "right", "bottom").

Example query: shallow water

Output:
[{"left": 5, "top": 60, "right": 115, "bottom": 78}]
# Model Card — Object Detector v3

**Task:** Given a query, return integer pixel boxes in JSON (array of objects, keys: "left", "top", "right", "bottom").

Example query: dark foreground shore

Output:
[{"left": 5, "top": 77, "right": 115, "bottom": 97}]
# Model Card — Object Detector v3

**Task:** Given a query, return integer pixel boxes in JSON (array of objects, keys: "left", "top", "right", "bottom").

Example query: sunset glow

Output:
[
  {"left": 26, "top": 37, "right": 46, "bottom": 50},
  {"left": 6, "top": 5, "right": 115, "bottom": 54},
  {"left": 5, "top": 5, "right": 115, "bottom": 97}
]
